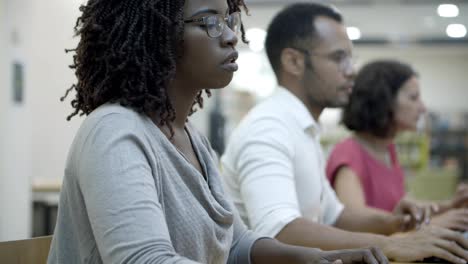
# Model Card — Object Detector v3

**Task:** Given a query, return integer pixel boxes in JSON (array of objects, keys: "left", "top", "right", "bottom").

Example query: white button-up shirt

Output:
[{"left": 221, "top": 86, "right": 344, "bottom": 237}]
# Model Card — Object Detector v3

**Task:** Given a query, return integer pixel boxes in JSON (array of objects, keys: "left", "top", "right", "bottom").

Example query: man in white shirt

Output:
[
  {"left": 222, "top": 86, "right": 343, "bottom": 235},
  {"left": 221, "top": 3, "right": 468, "bottom": 263}
]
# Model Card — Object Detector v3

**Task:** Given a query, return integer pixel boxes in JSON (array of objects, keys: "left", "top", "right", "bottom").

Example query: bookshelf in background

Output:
[
  {"left": 429, "top": 129, "right": 468, "bottom": 181},
  {"left": 428, "top": 111, "right": 468, "bottom": 181},
  {"left": 395, "top": 132, "right": 430, "bottom": 171},
  {"left": 395, "top": 132, "right": 461, "bottom": 201}
]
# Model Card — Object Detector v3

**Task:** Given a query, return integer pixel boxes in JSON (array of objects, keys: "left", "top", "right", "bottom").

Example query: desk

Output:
[
  {"left": 0, "top": 236, "right": 52, "bottom": 264},
  {"left": 389, "top": 261, "right": 451, "bottom": 264}
]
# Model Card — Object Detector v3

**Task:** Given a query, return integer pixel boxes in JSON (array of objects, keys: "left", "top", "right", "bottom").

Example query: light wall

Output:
[
  {"left": 0, "top": 0, "right": 84, "bottom": 240},
  {"left": 0, "top": 0, "right": 7, "bottom": 241},
  {"left": 1, "top": 0, "right": 33, "bottom": 241},
  {"left": 27, "top": 0, "right": 87, "bottom": 185}
]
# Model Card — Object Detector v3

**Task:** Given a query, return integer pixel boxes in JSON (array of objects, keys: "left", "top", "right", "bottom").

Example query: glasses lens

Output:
[
  {"left": 206, "top": 15, "right": 224, "bottom": 38},
  {"left": 228, "top": 12, "right": 240, "bottom": 34}
]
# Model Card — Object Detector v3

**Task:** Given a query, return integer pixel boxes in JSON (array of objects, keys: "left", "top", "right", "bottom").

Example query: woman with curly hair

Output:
[
  {"left": 326, "top": 60, "right": 468, "bottom": 232},
  {"left": 47, "top": 0, "right": 389, "bottom": 263}
]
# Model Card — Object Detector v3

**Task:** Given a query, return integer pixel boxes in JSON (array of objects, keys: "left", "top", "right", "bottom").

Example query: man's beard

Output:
[{"left": 303, "top": 74, "right": 347, "bottom": 109}]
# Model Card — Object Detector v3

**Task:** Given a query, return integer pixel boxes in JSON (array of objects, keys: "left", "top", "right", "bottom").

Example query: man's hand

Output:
[
  {"left": 382, "top": 225, "right": 468, "bottom": 264},
  {"left": 318, "top": 247, "right": 388, "bottom": 264},
  {"left": 432, "top": 209, "right": 468, "bottom": 231},
  {"left": 251, "top": 239, "right": 388, "bottom": 264}
]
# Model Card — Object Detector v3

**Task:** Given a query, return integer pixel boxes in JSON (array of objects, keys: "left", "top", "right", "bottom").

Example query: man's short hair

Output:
[
  {"left": 265, "top": 3, "right": 343, "bottom": 77},
  {"left": 342, "top": 60, "right": 417, "bottom": 138}
]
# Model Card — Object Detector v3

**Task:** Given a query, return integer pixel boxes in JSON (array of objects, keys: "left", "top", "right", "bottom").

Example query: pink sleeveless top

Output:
[{"left": 326, "top": 138, "right": 405, "bottom": 212}]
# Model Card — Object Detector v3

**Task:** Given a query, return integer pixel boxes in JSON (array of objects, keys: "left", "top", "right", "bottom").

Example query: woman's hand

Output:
[
  {"left": 393, "top": 198, "right": 438, "bottom": 231},
  {"left": 451, "top": 183, "right": 468, "bottom": 209},
  {"left": 432, "top": 208, "right": 468, "bottom": 231},
  {"left": 435, "top": 183, "right": 468, "bottom": 215}
]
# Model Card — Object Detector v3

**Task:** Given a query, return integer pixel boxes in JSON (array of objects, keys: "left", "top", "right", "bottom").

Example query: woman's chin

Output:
[{"left": 212, "top": 75, "right": 234, "bottom": 89}]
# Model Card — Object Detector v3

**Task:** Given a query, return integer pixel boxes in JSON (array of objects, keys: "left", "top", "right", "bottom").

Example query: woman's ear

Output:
[{"left": 280, "top": 48, "right": 306, "bottom": 78}]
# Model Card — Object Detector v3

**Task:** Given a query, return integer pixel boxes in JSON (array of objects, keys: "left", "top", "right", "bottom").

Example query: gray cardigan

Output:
[{"left": 47, "top": 104, "right": 260, "bottom": 264}]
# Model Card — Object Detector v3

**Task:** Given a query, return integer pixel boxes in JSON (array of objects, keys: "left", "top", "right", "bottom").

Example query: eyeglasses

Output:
[
  {"left": 184, "top": 12, "right": 241, "bottom": 38},
  {"left": 292, "top": 47, "right": 356, "bottom": 72}
]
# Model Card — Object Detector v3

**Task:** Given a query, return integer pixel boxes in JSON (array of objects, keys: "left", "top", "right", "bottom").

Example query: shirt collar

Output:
[{"left": 275, "top": 86, "right": 321, "bottom": 137}]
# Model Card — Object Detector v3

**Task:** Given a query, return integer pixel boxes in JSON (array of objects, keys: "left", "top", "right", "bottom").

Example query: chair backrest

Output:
[{"left": 0, "top": 235, "right": 52, "bottom": 264}]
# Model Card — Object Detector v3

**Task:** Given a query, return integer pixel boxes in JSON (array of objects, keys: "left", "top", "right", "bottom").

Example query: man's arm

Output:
[
  {"left": 334, "top": 207, "right": 401, "bottom": 235},
  {"left": 276, "top": 216, "right": 388, "bottom": 251},
  {"left": 274, "top": 215, "right": 468, "bottom": 264}
]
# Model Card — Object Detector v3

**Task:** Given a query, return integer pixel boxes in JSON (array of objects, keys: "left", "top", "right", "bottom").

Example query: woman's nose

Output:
[{"left": 221, "top": 25, "right": 238, "bottom": 47}]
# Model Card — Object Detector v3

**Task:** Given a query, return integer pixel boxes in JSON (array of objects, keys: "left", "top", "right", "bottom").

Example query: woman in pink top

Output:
[{"left": 326, "top": 60, "right": 468, "bottom": 232}]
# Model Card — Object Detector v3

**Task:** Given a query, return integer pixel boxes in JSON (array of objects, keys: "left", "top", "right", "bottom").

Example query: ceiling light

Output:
[
  {"left": 346, "top": 27, "right": 361, "bottom": 40},
  {"left": 438, "top": 4, "right": 459, "bottom": 17},
  {"left": 246, "top": 28, "right": 267, "bottom": 52},
  {"left": 446, "top": 24, "right": 467, "bottom": 38}
]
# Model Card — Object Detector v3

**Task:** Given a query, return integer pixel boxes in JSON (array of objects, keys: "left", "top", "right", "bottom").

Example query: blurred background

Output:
[{"left": 0, "top": 0, "right": 467, "bottom": 241}]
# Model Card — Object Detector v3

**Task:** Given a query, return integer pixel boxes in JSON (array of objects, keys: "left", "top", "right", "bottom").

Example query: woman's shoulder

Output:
[
  {"left": 86, "top": 103, "right": 144, "bottom": 127},
  {"left": 331, "top": 137, "right": 362, "bottom": 156},
  {"left": 71, "top": 103, "right": 161, "bottom": 152},
  {"left": 327, "top": 137, "right": 364, "bottom": 171},
  {"left": 326, "top": 137, "right": 367, "bottom": 182},
  {"left": 82, "top": 103, "right": 161, "bottom": 137}
]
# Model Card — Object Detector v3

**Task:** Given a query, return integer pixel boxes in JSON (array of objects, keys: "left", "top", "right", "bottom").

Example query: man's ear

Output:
[{"left": 280, "top": 48, "right": 306, "bottom": 78}]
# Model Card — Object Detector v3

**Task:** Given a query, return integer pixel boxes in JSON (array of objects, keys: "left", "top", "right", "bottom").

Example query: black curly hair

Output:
[
  {"left": 342, "top": 60, "right": 417, "bottom": 138},
  {"left": 62, "top": 0, "right": 248, "bottom": 133}
]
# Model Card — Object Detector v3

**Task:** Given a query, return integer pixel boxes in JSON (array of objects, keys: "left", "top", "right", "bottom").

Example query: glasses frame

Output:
[
  {"left": 291, "top": 47, "right": 356, "bottom": 72},
  {"left": 184, "top": 11, "right": 241, "bottom": 38}
]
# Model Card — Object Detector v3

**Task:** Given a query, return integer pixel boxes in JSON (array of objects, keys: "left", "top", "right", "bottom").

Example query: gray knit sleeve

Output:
[
  {"left": 227, "top": 208, "right": 265, "bottom": 264},
  {"left": 77, "top": 115, "right": 200, "bottom": 264}
]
